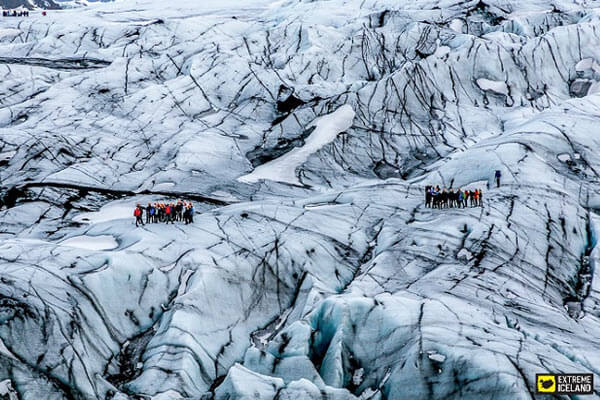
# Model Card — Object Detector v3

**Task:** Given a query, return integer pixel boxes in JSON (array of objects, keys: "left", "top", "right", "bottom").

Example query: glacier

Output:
[{"left": 1, "top": 0, "right": 600, "bottom": 399}]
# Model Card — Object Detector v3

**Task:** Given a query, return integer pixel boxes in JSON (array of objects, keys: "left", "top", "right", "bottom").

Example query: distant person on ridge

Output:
[{"left": 495, "top": 170, "right": 502, "bottom": 188}]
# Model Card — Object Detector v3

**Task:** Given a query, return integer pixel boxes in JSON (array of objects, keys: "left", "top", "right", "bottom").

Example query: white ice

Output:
[
  {"left": 0, "top": 151, "right": 15, "bottom": 162},
  {"left": 239, "top": 105, "right": 355, "bottom": 185},
  {"left": 476, "top": 78, "right": 509, "bottom": 96},
  {"left": 73, "top": 201, "right": 134, "bottom": 224},
  {"left": 59, "top": 234, "right": 118, "bottom": 251}
]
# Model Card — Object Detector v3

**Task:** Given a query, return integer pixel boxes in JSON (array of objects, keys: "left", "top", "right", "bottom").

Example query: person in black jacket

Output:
[
  {"left": 495, "top": 170, "right": 502, "bottom": 188},
  {"left": 426, "top": 186, "right": 433, "bottom": 208},
  {"left": 176, "top": 200, "right": 183, "bottom": 221}
]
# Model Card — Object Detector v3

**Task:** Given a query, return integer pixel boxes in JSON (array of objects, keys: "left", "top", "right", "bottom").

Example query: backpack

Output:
[
  {"left": 134, "top": 208, "right": 141, "bottom": 217},
  {"left": 166, "top": 206, "right": 171, "bottom": 214}
]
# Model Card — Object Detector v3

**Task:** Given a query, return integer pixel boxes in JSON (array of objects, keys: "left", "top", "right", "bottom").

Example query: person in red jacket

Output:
[
  {"left": 165, "top": 203, "right": 175, "bottom": 224},
  {"left": 134, "top": 204, "right": 144, "bottom": 227}
]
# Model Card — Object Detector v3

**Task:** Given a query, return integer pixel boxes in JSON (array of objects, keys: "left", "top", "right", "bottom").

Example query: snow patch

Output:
[
  {"left": 0, "top": 151, "right": 15, "bottom": 162},
  {"left": 476, "top": 78, "right": 509, "bottom": 96},
  {"left": 153, "top": 182, "right": 175, "bottom": 191},
  {"left": 449, "top": 18, "right": 465, "bottom": 33},
  {"left": 73, "top": 201, "right": 133, "bottom": 224},
  {"left": 427, "top": 351, "right": 446, "bottom": 363},
  {"left": 60, "top": 235, "right": 118, "bottom": 251},
  {"left": 239, "top": 105, "right": 355, "bottom": 185}
]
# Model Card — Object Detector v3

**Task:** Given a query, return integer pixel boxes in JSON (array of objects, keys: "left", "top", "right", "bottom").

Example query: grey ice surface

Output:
[{"left": 1, "top": 0, "right": 600, "bottom": 399}]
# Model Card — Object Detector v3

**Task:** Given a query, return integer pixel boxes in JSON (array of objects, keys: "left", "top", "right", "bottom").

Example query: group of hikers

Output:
[
  {"left": 134, "top": 201, "right": 195, "bottom": 227},
  {"left": 425, "top": 186, "right": 484, "bottom": 208},
  {"left": 424, "top": 170, "right": 502, "bottom": 209},
  {"left": 2, "top": 10, "right": 30, "bottom": 17}
]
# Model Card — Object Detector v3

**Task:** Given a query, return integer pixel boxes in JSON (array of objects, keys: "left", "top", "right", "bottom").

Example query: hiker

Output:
[
  {"left": 182, "top": 202, "right": 194, "bottom": 224},
  {"left": 146, "top": 203, "right": 153, "bottom": 224},
  {"left": 431, "top": 186, "right": 439, "bottom": 209},
  {"left": 134, "top": 204, "right": 144, "bottom": 227},
  {"left": 176, "top": 200, "right": 183, "bottom": 221},
  {"left": 158, "top": 203, "right": 165, "bottom": 222},
  {"left": 165, "top": 203, "right": 174, "bottom": 224},
  {"left": 441, "top": 189, "right": 448, "bottom": 209},
  {"left": 425, "top": 186, "right": 432, "bottom": 208},
  {"left": 495, "top": 170, "right": 501, "bottom": 188},
  {"left": 478, "top": 188, "right": 483, "bottom": 207},
  {"left": 183, "top": 205, "right": 191, "bottom": 224},
  {"left": 164, "top": 203, "right": 171, "bottom": 223},
  {"left": 172, "top": 202, "right": 178, "bottom": 223},
  {"left": 188, "top": 202, "right": 194, "bottom": 223},
  {"left": 457, "top": 189, "right": 464, "bottom": 208}
]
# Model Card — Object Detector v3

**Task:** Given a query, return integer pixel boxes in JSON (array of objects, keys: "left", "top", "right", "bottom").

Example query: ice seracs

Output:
[
  {"left": 1, "top": 0, "right": 600, "bottom": 399},
  {"left": 0, "top": 380, "right": 18, "bottom": 400}
]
